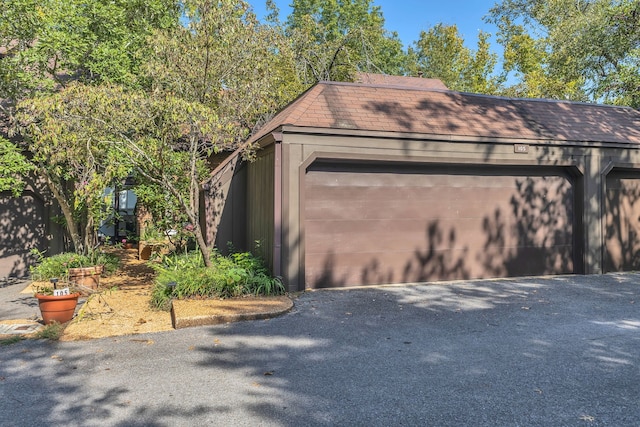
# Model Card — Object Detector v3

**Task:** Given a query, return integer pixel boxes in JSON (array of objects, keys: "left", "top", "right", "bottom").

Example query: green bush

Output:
[
  {"left": 30, "top": 250, "right": 120, "bottom": 281},
  {"left": 150, "top": 249, "right": 285, "bottom": 311}
]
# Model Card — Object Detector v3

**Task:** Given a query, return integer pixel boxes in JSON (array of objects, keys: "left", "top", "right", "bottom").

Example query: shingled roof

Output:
[
  {"left": 249, "top": 77, "right": 640, "bottom": 146},
  {"left": 355, "top": 72, "right": 448, "bottom": 90}
]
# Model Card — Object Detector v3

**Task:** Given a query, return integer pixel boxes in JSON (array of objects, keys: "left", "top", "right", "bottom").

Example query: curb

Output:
[{"left": 170, "top": 296, "right": 294, "bottom": 329}]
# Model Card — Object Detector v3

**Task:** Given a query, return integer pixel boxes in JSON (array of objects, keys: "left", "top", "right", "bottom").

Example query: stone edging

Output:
[{"left": 170, "top": 296, "right": 294, "bottom": 329}]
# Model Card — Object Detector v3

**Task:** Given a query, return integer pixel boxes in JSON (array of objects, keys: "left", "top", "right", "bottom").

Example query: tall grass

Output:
[{"left": 150, "top": 249, "right": 285, "bottom": 311}]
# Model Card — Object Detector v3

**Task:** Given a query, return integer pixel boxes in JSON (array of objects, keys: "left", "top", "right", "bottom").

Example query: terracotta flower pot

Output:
[
  {"left": 68, "top": 265, "right": 104, "bottom": 290},
  {"left": 36, "top": 293, "right": 81, "bottom": 325}
]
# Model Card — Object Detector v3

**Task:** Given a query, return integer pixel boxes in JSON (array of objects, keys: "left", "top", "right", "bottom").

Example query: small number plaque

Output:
[
  {"left": 514, "top": 144, "right": 529, "bottom": 153},
  {"left": 53, "top": 288, "right": 71, "bottom": 296}
]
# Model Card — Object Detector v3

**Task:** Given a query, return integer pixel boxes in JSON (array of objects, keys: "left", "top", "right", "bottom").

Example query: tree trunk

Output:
[
  {"left": 189, "top": 134, "right": 212, "bottom": 267},
  {"left": 42, "top": 168, "right": 83, "bottom": 253},
  {"left": 188, "top": 182, "right": 212, "bottom": 268},
  {"left": 195, "top": 225, "right": 213, "bottom": 268},
  {"left": 83, "top": 215, "right": 95, "bottom": 255}
]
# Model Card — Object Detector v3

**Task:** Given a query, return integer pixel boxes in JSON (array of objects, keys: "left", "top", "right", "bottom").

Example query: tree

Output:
[
  {"left": 0, "top": 0, "right": 180, "bottom": 102},
  {"left": 147, "top": 0, "right": 303, "bottom": 142},
  {"left": 16, "top": 83, "right": 217, "bottom": 259},
  {"left": 2, "top": 0, "right": 181, "bottom": 254},
  {"left": 15, "top": 0, "right": 307, "bottom": 266},
  {"left": 490, "top": 16, "right": 587, "bottom": 100},
  {"left": 15, "top": 86, "right": 129, "bottom": 254},
  {"left": 137, "top": 0, "right": 307, "bottom": 264},
  {"left": 284, "top": 0, "right": 407, "bottom": 84},
  {"left": 487, "top": 0, "right": 640, "bottom": 106},
  {"left": 406, "top": 24, "right": 502, "bottom": 94}
]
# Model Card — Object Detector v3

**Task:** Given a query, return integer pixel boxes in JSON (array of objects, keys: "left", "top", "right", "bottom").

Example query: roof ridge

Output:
[
  {"left": 319, "top": 79, "right": 452, "bottom": 95},
  {"left": 459, "top": 90, "right": 639, "bottom": 111},
  {"left": 320, "top": 80, "right": 639, "bottom": 112}
]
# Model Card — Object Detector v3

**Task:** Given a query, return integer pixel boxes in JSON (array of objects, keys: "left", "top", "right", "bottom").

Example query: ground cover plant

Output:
[
  {"left": 0, "top": 336, "right": 23, "bottom": 346},
  {"left": 150, "top": 249, "right": 285, "bottom": 311},
  {"left": 33, "top": 322, "right": 66, "bottom": 341}
]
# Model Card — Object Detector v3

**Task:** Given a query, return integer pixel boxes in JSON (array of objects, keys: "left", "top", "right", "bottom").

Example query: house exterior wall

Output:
[
  {"left": 273, "top": 130, "right": 640, "bottom": 291},
  {"left": 246, "top": 145, "right": 275, "bottom": 270},
  {"left": 204, "top": 154, "right": 247, "bottom": 253},
  {"left": 0, "top": 183, "right": 67, "bottom": 280}
]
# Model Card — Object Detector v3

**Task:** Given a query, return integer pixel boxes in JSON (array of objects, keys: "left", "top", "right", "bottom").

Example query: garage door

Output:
[
  {"left": 304, "top": 162, "right": 576, "bottom": 288},
  {"left": 604, "top": 170, "right": 640, "bottom": 272}
]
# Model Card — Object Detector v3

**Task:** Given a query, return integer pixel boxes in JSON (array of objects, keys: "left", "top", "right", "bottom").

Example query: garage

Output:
[
  {"left": 304, "top": 161, "right": 577, "bottom": 288},
  {"left": 604, "top": 170, "right": 640, "bottom": 272},
  {"left": 206, "top": 74, "right": 640, "bottom": 292}
]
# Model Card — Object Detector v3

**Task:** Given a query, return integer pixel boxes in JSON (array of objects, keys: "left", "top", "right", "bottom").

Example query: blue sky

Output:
[{"left": 247, "top": 0, "right": 500, "bottom": 50}]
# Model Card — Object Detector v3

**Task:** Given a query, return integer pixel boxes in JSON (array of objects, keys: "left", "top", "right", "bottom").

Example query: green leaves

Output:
[
  {"left": 150, "top": 248, "right": 285, "bottom": 311},
  {"left": 407, "top": 24, "right": 501, "bottom": 94},
  {"left": 488, "top": 0, "right": 640, "bottom": 106},
  {"left": 285, "top": 0, "right": 407, "bottom": 83},
  {"left": 0, "top": 137, "right": 34, "bottom": 196},
  {"left": 0, "top": 0, "right": 180, "bottom": 103}
]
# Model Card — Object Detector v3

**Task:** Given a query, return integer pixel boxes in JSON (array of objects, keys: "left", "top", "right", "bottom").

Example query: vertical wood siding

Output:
[
  {"left": 247, "top": 147, "right": 275, "bottom": 270},
  {"left": 203, "top": 155, "right": 247, "bottom": 253}
]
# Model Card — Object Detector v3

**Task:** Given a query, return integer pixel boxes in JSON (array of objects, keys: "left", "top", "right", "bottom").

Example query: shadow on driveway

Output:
[{"left": 1, "top": 273, "right": 639, "bottom": 426}]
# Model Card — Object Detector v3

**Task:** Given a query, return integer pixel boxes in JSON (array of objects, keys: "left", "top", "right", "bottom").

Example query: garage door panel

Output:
[
  {"left": 306, "top": 221, "right": 428, "bottom": 253},
  {"left": 305, "top": 163, "right": 575, "bottom": 288},
  {"left": 306, "top": 187, "right": 524, "bottom": 221},
  {"left": 306, "top": 217, "right": 521, "bottom": 254},
  {"left": 605, "top": 172, "right": 640, "bottom": 272},
  {"left": 305, "top": 186, "right": 455, "bottom": 217},
  {"left": 306, "top": 198, "right": 472, "bottom": 221},
  {"left": 307, "top": 248, "right": 475, "bottom": 287}
]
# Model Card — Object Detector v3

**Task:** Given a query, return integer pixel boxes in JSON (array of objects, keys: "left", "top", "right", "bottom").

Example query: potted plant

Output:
[
  {"left": 33, "top": 279, "right": 81, "bottom": 325},
  {"left": 30, "top": 249, "right": 120, "bottom": 291},
  {"left": 67, "top": 264, "right": 104, "bottom": 289},
  {"left": 138, "top": 225, "right": 173, "bottom": 260},
  {"left": 121, "top": 231, "right": 139, "bottom": 249}
]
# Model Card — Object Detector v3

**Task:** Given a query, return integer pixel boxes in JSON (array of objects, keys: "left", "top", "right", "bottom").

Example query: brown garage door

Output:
[
  {"left": 604, "top": 170, "right": 640, "bottom": 272},
  {"left": 304, "top": 162, "right": 576, "bottom": 288}
]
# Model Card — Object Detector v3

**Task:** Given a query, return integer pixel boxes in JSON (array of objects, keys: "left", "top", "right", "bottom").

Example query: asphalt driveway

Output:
[{"left": 1, "top": 274, "right": 639, "bottom": 426}]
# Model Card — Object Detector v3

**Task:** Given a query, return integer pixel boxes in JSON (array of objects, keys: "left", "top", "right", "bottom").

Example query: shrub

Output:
[
  {"left": 150, "top": 249, "right": 285, "bottom": 311},
  {"left": 30, "top": 250, "right": 120, "bottom": 281}
]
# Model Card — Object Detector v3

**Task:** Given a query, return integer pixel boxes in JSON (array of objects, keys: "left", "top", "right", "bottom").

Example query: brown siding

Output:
[
  {"left": 304, "top": 162, "right": 576, "bottom": 288},
  {"left": 247, "top": 146, "right": 275, "bottom": 269},
  {"left": 604, "top": 169, "right": 640, "bottom": 272},
  {"left": 1, "top": 191, "right": 51, "bottom": 278},
  {"left": 204, "top": 156, "right": 247, "bottom": 253}
]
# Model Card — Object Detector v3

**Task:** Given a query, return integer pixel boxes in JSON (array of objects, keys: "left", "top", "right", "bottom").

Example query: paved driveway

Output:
[
  {"left": 1, "top": 274, "right": 639, "bottom": 426},
  {"left": 0, "top": 278, "right": 38, "bottom": 321}
]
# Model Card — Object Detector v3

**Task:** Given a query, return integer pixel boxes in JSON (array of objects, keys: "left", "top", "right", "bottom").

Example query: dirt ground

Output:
[
  {"left": 53, "top": 249, "right": 293, "bottom": 341},
  {"left": 59, "top": 249, "right": 174, "bottom": 340}
]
